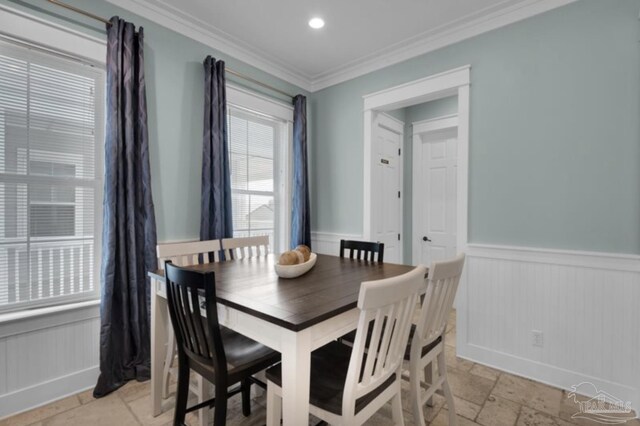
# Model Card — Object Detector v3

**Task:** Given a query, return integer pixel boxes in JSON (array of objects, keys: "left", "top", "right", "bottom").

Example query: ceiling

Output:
[{"left": 106, "top": 0, "right": 576, "bottom": 91}]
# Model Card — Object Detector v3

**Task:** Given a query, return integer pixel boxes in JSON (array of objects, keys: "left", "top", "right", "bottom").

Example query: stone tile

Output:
[
  {"left": 476, "top": 394, "right": 520, "bottom": 426},
  {"left": 128, "top": 394, "right": 174, "bottom": 426},
  {"left": 77, "top": 389, "right": 96, "bottom": 405},
  {"left": 430, "top": 409, "right": 481, "bottom": 426},
  {"left": 42, "top": 393, "right": 138, "bottom": 426},
  {"left": 118, "top": 380, "right": 152, "bottom": 403},
  {"left": 444, "top": 347, "right": 474, "bottom": 373},
  {"left": 470, "top": 363, "right": 501, "bottom": 382},
  {"left": 446, "top": 367, "right": 496, "bottom": 406},
  {"left": 493, "top": 373, "right": 562, "bottom": 417},
  {"left": 406, "top": 389, "right": 445, "bottom": 424},
  {"left": 445, "top": 328, "right": 457, "bottom": 348},
  {"left": 559, "top": 390, "right": 640, "bottom": 426},
  {"left": 516, "top": 406, "right": 573, "bottom": 426},
  {"left": 0, "top": 395, "right": 80, "bottom": 426},
  {"left": 451, "top": 395, "right": 482, "bottom": 421}
]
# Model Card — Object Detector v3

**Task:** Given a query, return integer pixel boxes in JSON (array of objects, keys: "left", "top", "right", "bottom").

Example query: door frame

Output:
[
  {"left": 412, "top": 114, "right": 459, "bottom": 265},
  {"left": 373, "top": 112, "right": 404, "bottom": 263},
  {"left": 362, "top": 65, "right": 470, "bottom": 255}
]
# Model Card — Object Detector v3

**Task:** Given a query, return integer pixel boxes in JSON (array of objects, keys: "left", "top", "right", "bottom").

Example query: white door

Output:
[
  {"left": 413, "top": 126, "right": 457, "bottom": 265},
  {"left": 372, "top": 113, "right": 403, "bottom": 263}
]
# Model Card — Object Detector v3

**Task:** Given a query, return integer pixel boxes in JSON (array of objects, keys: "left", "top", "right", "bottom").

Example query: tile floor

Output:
[{"left": 1, "top": 311, "right": 638, "bottom": 426}]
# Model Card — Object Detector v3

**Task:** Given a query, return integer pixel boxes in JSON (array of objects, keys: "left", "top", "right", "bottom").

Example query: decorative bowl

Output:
[{"left": 275, "top": 253, "right": 317, "bottom": 279}]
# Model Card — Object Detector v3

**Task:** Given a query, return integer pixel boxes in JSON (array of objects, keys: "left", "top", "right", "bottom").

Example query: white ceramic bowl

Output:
[{"left": 275, "top": 253, "right": 317, "bottom": 279}]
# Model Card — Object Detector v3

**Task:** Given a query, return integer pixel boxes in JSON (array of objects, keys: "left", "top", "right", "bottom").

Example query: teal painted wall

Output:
[
  {"left": 310, "top": 0, "right": 640, "bottom": 255},
  {"left": 1, "top": 0, "right": 309, "bottom": 242}
]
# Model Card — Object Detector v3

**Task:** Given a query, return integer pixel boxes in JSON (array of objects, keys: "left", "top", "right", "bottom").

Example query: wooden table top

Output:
[{"left": 149, "top": 254, "right": 417, "bottom": 332}]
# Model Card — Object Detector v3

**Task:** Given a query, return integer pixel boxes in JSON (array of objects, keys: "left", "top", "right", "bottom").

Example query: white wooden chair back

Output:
[
  {"left": 156, "top": 239, "right": 222, "bottom": 268},
  {"left": 342, "top": 265, "right": 427, "bottom": 417},
  {"left": 220, "top": 235, "right": 269, "bottom": 260},
  {"left": 413, "top": 254, "right": 465, "bottom": 351}
]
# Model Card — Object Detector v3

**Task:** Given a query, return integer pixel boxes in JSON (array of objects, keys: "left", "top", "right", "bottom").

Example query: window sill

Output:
[{"left": 0, "top": 299, "right": 100, "bottom": 325}]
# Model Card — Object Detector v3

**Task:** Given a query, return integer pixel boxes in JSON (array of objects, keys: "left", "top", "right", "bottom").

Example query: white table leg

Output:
[
  {"left": 280, "top": 328, "right": 312, "bottom": 426},
  {"left": 151, "top": 280, "right": 168, "bottom": 417}
]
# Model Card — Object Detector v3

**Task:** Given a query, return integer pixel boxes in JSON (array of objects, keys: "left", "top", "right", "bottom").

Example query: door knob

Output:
[{"left": 422, "top": 236, "right": 431, "bottom": 242}]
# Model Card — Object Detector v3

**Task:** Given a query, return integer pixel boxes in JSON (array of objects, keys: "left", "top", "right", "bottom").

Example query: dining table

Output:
[{"left": 148, "top": 253, "right": 416, "bottom": 425}]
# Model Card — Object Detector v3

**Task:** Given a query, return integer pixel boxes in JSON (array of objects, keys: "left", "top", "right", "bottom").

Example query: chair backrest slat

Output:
[
  {"left": 220, "top": 236, "right": 269, "bottom": 260},
  {"left": 413, "top": 254, "right": 465, "bottom": 353},
  {"left": 340, "top": 240, "right": 384, "bottom": 263},
  {"left": 342, "top": 265, "right": 426, "bottom": 417},
  {"left": 164, "top": 262, "right": 227, "bottom": 375},
  {"left": 157, "top": 239, "right": 222, "bottom": 268}
]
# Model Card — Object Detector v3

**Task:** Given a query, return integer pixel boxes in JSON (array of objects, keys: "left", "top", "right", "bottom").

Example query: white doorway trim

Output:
[
  {"left": 412, "top": 115, "right": 459, "bottom": 265},
  {"left": 362, "top": 65, "right": 470, "bottom": 254}
]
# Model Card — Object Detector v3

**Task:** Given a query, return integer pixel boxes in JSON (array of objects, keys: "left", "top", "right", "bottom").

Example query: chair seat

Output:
[
  {"left": 191, "top": 326, "right": 280, "bottom": 383},
  {"left": 341, "top": 324, "right": 442, "bottom": 360},
  {"left": 265, "top": 341, "right": 396, "bottom": 416}
]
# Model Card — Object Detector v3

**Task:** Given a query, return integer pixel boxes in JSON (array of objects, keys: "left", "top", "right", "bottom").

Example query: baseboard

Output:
[
  {"left": 0, "top": 366, "right": 99, "bottom": 419},
  {"left": 457, "top": 343, "right": 640, "bottom": 416}
]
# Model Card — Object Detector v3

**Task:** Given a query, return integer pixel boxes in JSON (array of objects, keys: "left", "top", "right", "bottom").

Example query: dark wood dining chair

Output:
[
  {"left": 339, "top": 239, "right": 385, "bottom": 262},
  {"left": 164, "top": 261, "right": 280, "bottom": 426}
]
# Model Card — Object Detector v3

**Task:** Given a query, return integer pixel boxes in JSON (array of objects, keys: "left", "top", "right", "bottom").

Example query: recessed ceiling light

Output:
[{"left": 308, "top": 17, "right": 325, "bottom": 29}]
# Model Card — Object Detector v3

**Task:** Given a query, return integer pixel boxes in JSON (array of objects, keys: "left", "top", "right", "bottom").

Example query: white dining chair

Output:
[
  {"left": 265, "top": 265, "right": 427, "bottom": 426},
  {"left": 409, "top": 253, "right": 465, "bottom": 426},
  {"left": 220, "top": 235, "right": 269, "bottom": 260},
  {"left": 156, "top": 239, "right": 222, "bottom": 426}
]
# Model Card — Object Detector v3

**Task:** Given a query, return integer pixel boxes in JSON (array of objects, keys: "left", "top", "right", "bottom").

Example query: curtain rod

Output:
[{"left": 46, "top": 0, "right": 295, "bottom": 100}]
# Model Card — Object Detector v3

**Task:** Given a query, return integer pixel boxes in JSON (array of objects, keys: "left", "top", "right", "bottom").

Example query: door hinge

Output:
[
  {"left": 398, "top": 191, "right": 401, "bottom": 198},
  {"left": 398, "top": 233, "right": 401, "bottom": 241},
  {"left": 398, "top": 148, "right": 401, "bottom": 156}
]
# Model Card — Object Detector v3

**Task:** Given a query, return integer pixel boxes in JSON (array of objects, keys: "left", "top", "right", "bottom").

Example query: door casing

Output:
[{"left": 362, "top": 66, "right": 470, "bottom": 259}]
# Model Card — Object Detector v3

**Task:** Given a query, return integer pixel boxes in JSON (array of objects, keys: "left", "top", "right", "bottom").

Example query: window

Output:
[
  {"left": 0, "top": 39, "right": 104, "bottom": 313},
  {"left": 227, "top": 101, "right": 290, "bottom": 253}
]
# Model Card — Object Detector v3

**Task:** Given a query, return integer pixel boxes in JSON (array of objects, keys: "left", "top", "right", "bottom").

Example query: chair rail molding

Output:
[{"left": 457, "top": 243, "right": 640, "bottom": 413}]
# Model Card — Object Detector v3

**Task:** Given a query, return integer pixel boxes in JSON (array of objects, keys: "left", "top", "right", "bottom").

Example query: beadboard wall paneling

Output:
[
  {"left": 0, "top": 304, "right": 100, "bottom": 419},
  {"left": 310, "top": 232, "right": 362, "bottom": 256},
  {"left": 458, "top": 244, "right": 640, "bottom": 412}
]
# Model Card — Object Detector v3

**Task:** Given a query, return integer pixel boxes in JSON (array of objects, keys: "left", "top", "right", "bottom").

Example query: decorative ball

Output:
[
  {"left": 279, "top": 250, "right": 303, "bottom": 265},
  {"left": 295, "top": 245, "right": 311, "bottom": 262}
]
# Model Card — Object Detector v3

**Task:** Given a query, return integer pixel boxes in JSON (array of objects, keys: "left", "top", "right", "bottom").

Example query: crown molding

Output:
[
  {"left": 104, "top": 0, "right": 314, "bottom": 91},
  {"left": 105, "top": 0, "right": 578, "bottom": 93},
  {"left": 309, "top": 0, "right": 579, "bottom": 91}
]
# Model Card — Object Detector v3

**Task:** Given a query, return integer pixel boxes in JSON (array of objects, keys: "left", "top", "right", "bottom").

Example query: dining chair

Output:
[
  {"left": 165, "top": 261, "right": 281, "bottom": 426},
  {"left": 156, "top": 239, "right": 223, "bottom": 421},
  {"left": 339, "top": 239, "right": 385, "bottom": 263},
  {"left": 265, "top": 265, "right": 427, "bottom": 426},
  {"left": 409, "top": 253, "right": 465, "bottom": 426},
  {"left": 220, "top": 235, "right": 269, "bottom": 260}
]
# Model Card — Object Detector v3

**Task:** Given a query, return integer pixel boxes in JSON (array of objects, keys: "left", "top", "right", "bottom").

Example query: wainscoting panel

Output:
[
  {"left": 457, "top": 244, "right": 640, "bottom": 412},
  {"left": 310, "top": 232, "right": 362, "bottom": 256},
  {"left": 0, "top": 304, "right": 100, "bottom": 419}
]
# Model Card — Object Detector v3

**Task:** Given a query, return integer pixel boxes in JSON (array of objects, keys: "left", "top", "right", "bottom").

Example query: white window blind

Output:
[
  {"left": 0, "top": 39, "right": 104, "bottom": 313},
  {"left": 228, "top": 107, "right": 282, "bottom": 252}
]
